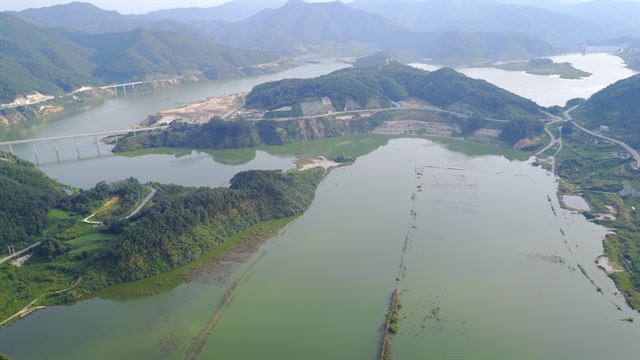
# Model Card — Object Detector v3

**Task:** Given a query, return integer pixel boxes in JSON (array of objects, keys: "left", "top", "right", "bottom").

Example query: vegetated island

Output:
[
  {"left": 0, "top": 152, "right": 325, "bottom": 326},
  {"left": 114, "top": 62, "right": 549, "bottom": 154},
  {"left": 492, "top": 58, "right": 592, "bottom": 79}
]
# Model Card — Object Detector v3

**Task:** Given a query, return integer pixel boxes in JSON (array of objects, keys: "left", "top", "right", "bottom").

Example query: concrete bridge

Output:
[
  {"left": 100, "top": 81, "right": 151, "bottom": 96},
  {"left": 0, "top": 127, "right": 165, "bottom": 163}
]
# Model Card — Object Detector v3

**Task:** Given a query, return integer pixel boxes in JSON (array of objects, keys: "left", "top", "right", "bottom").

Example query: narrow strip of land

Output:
[{"left": 0, "top": 277, "right": 82, "bottom": 327}]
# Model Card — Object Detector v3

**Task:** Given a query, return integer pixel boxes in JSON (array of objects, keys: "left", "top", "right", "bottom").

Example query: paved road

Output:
[
  {"left": 565, "top": 106, "right": 640, "bottom": 168},
  {"left": 125, "top": 186, "right": 156, "bottom": 219},
  {"left": 83, "top": 186, "right": 157, "bottom": 224},
  {"left": 0, "top": 242, "right": 42, "bottom": 265},
  {"left": 0, "top": 126, "right": 166, "bottom": 146},
  {"left": 254, "top": 106, "right": 510, "bottom": 123}
]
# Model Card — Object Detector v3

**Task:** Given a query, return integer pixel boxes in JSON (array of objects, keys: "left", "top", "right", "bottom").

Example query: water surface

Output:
[
  {"left": 411, "top": 53, "right": 637, "bottom": 106},
  {"left": 1, "top": 139, "right": 637, "bottom": 359}
]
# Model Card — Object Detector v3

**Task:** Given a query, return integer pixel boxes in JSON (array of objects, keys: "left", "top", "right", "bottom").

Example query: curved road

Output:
[
  {"left": 565, "top": 107, "right": 640, "bottom": 168},
  {"left": 82, "top": 185, "right": 156, "bottom": 224},
  {"left": 125, "top": 186, "right": 156, "bottom": 219}
]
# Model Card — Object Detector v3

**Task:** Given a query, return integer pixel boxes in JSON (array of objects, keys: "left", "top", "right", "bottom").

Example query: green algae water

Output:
[{"left": 1, "top": 138, "right": 638, "bottom": 359}]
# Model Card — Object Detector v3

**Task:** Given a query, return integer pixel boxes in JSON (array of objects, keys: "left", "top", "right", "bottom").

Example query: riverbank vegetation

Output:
[
  {"left": 554, "top": 125, "right": 640, "bottom": 310},
  {"left": 0, "top": 153, "right": 325, "bottom": 325},
  {"left": 112, "top": 113, "right": 390, "bottom": 152}
]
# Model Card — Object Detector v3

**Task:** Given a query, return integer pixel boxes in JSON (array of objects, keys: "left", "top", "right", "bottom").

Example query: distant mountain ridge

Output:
[
  {"left": 214, "top": 0, "right": 404, "bottom": 53},
  {"left": 11, "top": 0, "right": 562, "bottom": 64},
  {"left": 139, "top": 0, "right": 287, "bottom": 22},
  {"left": 351, "top": 0, "right": 621, "bottom": 45},
  {"left": 0, "top": 12, "right": 281, "bottom": 103}
]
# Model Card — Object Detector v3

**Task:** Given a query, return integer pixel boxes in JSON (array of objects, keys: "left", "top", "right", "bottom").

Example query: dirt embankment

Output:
[{"left": 152, "top": 92, "right": 247, "bottom": 125}]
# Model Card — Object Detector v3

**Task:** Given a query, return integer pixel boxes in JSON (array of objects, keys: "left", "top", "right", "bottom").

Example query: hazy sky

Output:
[
  {"left": 0, "top": 0, "right": 627, "bottom": 14},
  {"left": 0, "top": 1, "right": 287, "bottom": 14}
]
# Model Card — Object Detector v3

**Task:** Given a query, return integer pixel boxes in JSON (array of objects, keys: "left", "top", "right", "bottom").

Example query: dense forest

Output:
[
  {"left": 246, "top": 63, "right": 544, "bottom": 121},
  {"left": 113, "top": 115, "right": 388, "bottom": 152},
  {"left": 0, "top": 154, "right": 65, "bottom": 249},
  {"left": 106, "top": 169, "right": 323, "bottom": 280},
  {"left": 572, "top": 74, "right": 640, "bottom": 148},
  {"left": 1, "top": 153, "right": 325, "bottom": 321},
  {"left": 0, "top": 12, "right": 280, "bottom": 103}
]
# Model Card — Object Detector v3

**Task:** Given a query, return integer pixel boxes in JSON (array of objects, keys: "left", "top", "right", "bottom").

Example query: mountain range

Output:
[
  {"left": 0, "top": 12, "right": 280, "bottom": 102},
  {"left": 351, "top": 0, "right": 639, "bottom": 45},
  {"left": 3, "top": 0, "right": 637, "bottom": 103}
]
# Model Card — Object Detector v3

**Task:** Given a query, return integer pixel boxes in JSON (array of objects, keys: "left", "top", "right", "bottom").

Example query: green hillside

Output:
[
  {"left": 61, "top": 29, "right": 279, "bottom": 83},
  {"left": 0, "top": 13, "right": 97, "bottom": 102},
  {"left": 354, "top": 50, "right": 398, "bottom": 68},
  {"left": 573, "top": 74, "right": 640, "bottom": 148},
  {"left": 0, "top": 13, "right": 280, "bottom": 103},
  {"left": 0, "top": 154, "right": 66, "bottom": 249},
  {"left": 246, "top": 63, "right": 544, "bottom": 120},
  {"left": 0, "top": 153, "right": 325, "bottom": 322}
]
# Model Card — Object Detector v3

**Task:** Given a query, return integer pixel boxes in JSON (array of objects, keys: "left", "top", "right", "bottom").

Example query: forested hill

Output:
[
  {"left": 572, "top": 74, "right": 640, "bottom": 148},
  {"left": 0, "top": 13, "right": 280, "bottom": 103},
  {"left": 246, "top": 62, "right": 544, "bottom": 121},
  {"left": 0, "top": 153, "right": 325, "bottom": 319},
  {"left": 59, "top": 29, "right": 278, "bottom": 83},
  {"left": 0, "top": 13, "right": 97, "bottom": 103},
  {"left": 0, "top": 154, "right": 66, "bottom": 249},
  {"left": 108, "top": 169, "right": 323, "bottom": 280}
]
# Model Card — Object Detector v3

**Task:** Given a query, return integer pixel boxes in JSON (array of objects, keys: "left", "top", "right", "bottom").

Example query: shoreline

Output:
[{"left": 0, "top": 61, "right": 299, "bottom": 142}]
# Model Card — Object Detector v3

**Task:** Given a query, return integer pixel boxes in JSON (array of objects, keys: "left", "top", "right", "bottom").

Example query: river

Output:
[
  {"left": 411, "top": 52, "right": 637, "bottom": 107},
  {"left": 0, "top": 138, "right": 638, "bottom": 359},
  {"left": 8, "top": 57, "right": 350, "bottom": 188},
  {"left": 1, "top": 54, "right": 639, "bottom": 359}
]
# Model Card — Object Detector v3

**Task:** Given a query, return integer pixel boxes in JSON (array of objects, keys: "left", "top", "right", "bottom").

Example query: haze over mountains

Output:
[
  {"left": 2, "top": 0, "right": 639, "bottom": 103},
  {"left": 352, "top": 0, "right": 639, "bottom": 44},
  {"left": 0, "top": 11, "right": 279, "bottom": 102}
]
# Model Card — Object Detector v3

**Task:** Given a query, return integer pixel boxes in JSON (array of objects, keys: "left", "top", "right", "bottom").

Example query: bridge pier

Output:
[
  {"left": 94, "top": 135, "right": 101, "bottom": 157},
  {"left": 8, "top": 144, "right": 13, "bottom": 155},
  {"left": 74, "top": 137, "right": 80, "bottom": 159},
  {"left": 123, "top": 84, "right": 127, "bottom": 97},
  {"left": 32, "top": 143, "right": 39, "bottom": 165},
  {"left": 53, "top": 140, "right": 60, "bottom": 163}
]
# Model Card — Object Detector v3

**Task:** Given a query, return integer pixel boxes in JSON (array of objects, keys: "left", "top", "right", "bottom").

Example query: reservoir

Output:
[
  {"left": 411, "top": 52, "right": 637, "bottom": 107},
  {"left": 7, "top": 57, "right": 349, "bottom": 188},
  {"left": 1, "top": 53, "right": 638, "bottom": 359},
  {"left": 0, "top": 138, "right": 638, "bottom": 359}
]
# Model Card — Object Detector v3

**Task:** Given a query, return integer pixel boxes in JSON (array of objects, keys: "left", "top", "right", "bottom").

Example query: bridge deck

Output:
[{"left": 0, "top": 127, "right": 165, "bottom": 146}]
